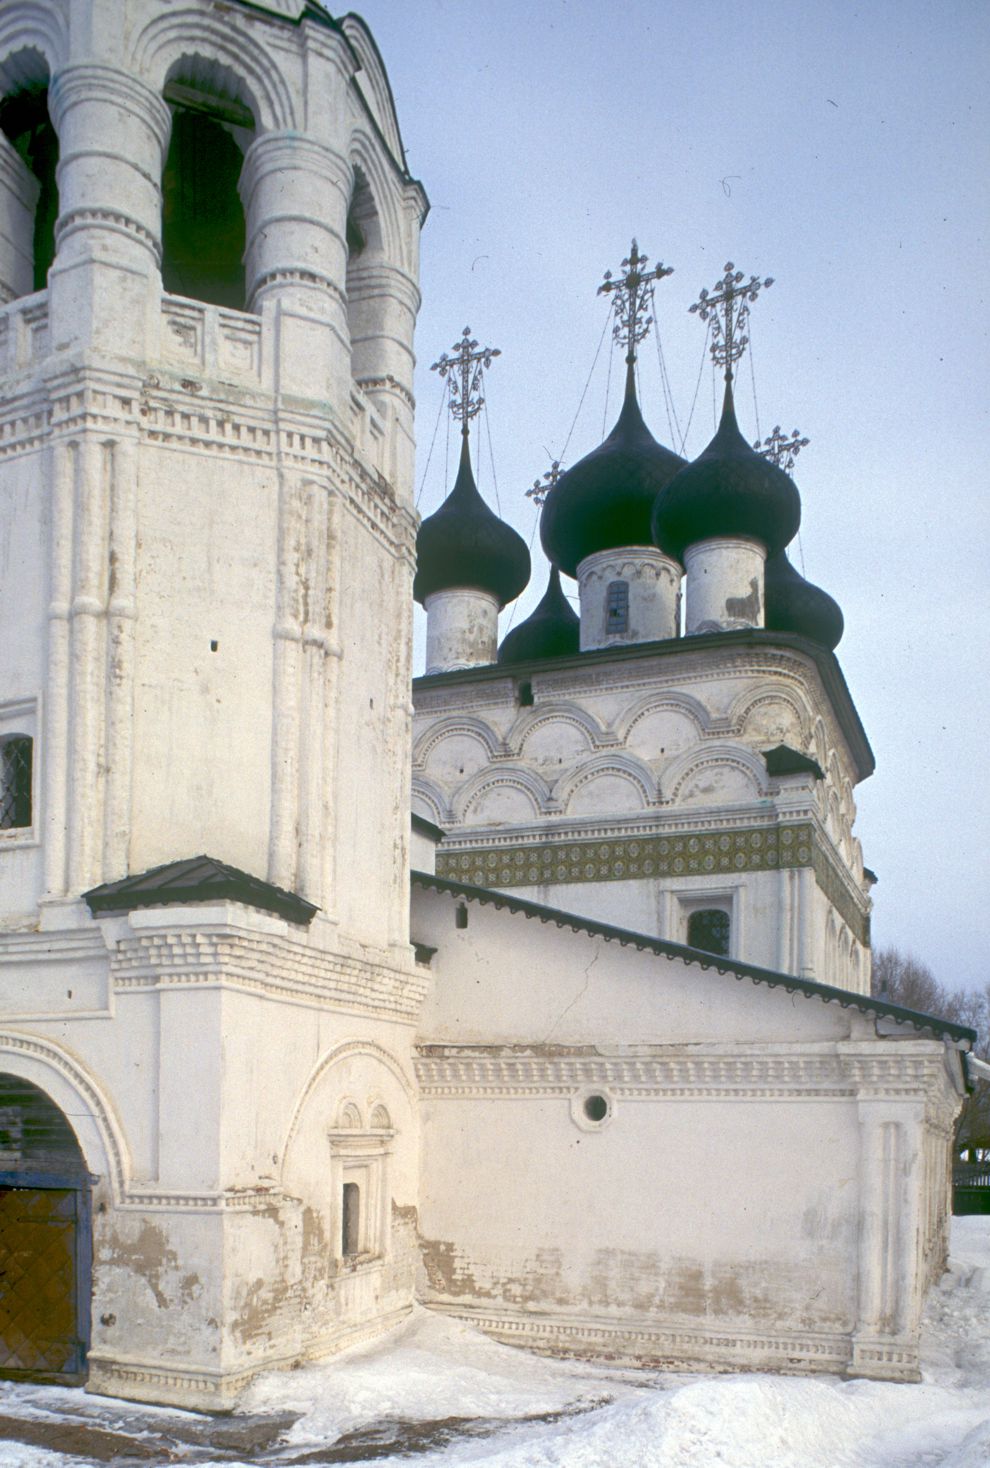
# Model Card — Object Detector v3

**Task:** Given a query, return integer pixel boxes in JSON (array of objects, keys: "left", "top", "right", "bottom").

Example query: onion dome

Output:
[
  {"left": 414, "top": 436, "right": 530, "bottom": 608},
  {"left": 651, "top": 383, "right": 801, "bottom": 562},
  {"left": 539, "top": 372, "right": 686, "bottom": 579},
  {"left": 498, "top": 566, "right": 580, "bottom": 665},
  {"left": 764, "top": 550, "right": 844, "bottom": 650}
]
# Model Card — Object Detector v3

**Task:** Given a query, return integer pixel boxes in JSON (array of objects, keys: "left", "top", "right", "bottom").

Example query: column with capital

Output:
[
  {"left": 47, "top": 65, "right": 170, "bottom": 357},
  {"left": 239, "top": 130, "right": 353, "bottom": 409}
]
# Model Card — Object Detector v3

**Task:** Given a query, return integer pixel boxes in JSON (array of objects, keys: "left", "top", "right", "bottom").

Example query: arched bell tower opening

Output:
[
  {"left": 345, "top": 163, "right": 386, "bottom": 378},
  {"left": 0, "top": 48, "right": 58, "bottom": 301},
  {"left": 0, "top": 1073, "right": 91, "bottom": 1384},
  {"left": 160, "top": 60, "right": 256, "bottom": 310}
]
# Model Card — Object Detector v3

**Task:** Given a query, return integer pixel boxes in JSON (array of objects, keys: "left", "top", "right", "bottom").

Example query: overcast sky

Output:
[{"left": 354, "top": 0, "right": 988, "bottom": 991}]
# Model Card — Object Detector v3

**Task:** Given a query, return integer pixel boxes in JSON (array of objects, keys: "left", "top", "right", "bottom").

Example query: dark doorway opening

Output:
[{"left": 0, "top": 1074, "right": 91, "bottom": 1383}]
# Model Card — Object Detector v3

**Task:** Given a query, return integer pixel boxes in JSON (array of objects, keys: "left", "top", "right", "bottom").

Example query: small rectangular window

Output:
[
  {"left": 606, "top": 581, "right": 629, "bottom": 635},
  {"left": 0, "top": 735, "right": 32, "bottom": 829},
  {"left": 342, "top": 1181, "right": 360, "bottom": 1256},
  {"left": 687, "top": 908, "right": 730, "bottom": 957}
]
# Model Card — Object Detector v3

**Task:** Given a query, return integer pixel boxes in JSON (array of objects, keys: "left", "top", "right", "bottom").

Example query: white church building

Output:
[{"left": 0, "top": 0, "right": 978, "bottom": 1411}]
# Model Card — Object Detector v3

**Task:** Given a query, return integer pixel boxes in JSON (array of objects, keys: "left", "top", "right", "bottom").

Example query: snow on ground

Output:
[{"left": 1, "top": 1217, "right": 988, "bottom": 1467}]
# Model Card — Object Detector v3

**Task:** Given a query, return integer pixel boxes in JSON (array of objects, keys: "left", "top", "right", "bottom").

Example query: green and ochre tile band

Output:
[{"left": 436, "top": 823, "right": 869, "bottom": 945}]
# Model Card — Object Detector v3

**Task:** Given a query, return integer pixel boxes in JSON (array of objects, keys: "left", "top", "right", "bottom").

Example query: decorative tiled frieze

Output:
[
  {"left": 436, "top": 821, "right": 870, "bottom": 945},
  {"left": 813, "top": 844, "right": 870, "bottom": 945},
  {"left": 438, "top": 822, "right": 813, "bottom": 886}
]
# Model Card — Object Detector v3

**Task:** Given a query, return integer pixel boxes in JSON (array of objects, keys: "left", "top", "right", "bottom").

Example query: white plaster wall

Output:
[
  {"left": 413, "top": 889, "right": 858, "bottom": 1047},
  {"left": 128, "top": 446, "right": 278, "bottom": 880},
  {"left": 419, "top": 1092, "right": 860, "bottom": 1337},
  {"left": 0, "top": 900, "right": 425, "bottom": 1407},
  {"left": 412, "top": 883, "right": 963, "bottom": 1379},
  {"left": 0, "top": 443, "right": 48, "bottom": 916}
]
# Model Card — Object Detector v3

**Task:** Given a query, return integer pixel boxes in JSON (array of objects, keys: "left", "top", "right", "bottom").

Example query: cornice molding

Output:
[
  {"left": 413, "top": 1045, "right": 950, "bottom": 1103},
  {"left": 111, "top": 931, "right": 427, "bottom": 1021},
  {"left": 421, "top": 1303, "right": 911, "bottom": 1380}
]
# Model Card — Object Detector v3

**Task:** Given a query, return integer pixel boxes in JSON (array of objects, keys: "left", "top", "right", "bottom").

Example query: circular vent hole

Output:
[{"left": 583, "top": 1094, "right": 608, "bottom": 1123}]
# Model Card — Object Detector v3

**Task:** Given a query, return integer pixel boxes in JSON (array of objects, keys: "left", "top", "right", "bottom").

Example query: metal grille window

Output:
[
  {"left": 605, "top": 581, "right": 629, "bottom": 634},
  {"left": 687, "top": 908, "right": 730, "bottom": 957},
  {"left": 0, "top": 735, "right": 32, "bottom": 830}
]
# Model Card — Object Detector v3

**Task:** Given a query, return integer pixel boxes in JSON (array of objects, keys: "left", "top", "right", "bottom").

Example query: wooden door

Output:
[{"left": 0, "top": 1184, "right": 86, "bottom": 1380}]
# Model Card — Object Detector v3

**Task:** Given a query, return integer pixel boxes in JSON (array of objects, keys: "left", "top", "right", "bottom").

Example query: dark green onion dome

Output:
[
  {"left": 497, "top": 566, "right": 580, "bottom": 665},
  {"left": 414, "top": 436, "right": 531, "bottom": 608},
  {"left": 539, "top": 375, "right": 686, "bottom": 579},
  {"left": 651, "top": 382, "right": 801, "bottom": 562},
  {"left": 764, "top": 550, "right": 844, "bottom": 651}
]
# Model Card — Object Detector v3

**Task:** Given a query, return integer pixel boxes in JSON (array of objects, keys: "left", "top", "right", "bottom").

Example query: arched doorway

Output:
[{"left": 0, "top": 1074, "right": 91, "bottom": 1383}]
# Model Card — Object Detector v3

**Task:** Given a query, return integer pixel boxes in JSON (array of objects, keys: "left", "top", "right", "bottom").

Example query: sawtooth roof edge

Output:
[{"left": 411, "top": 870, "right": 975, "bottom": 1046}]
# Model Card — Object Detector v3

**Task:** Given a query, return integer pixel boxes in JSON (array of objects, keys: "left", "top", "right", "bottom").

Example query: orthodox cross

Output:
[
  {"left": 526, "top": 459, "right": 561, "bottom": 507},
  {"left": 689, "top": 262, "right": 773, "bottom": 382},
  {"left": 431, "top": 326, "right": 500, "bottom": 438},
  {"left": 598, "top": 239, "right": 673, "bottom": 367},
  {"left": 754, "top": 425, "right": 809, "bottom": 474}
]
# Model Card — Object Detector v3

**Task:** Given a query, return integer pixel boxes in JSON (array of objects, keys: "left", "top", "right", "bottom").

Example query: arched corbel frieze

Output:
[
  {"left": 553, "top": 752, "right": 656, "bottom": 815},
  {"left": 661, "top": 742, "right": 770, "bottom": 807},
  {"left": 453, "top": 766, "right": 551, "bottom": 826},
  {"left": 506, "top": 702, "right": 603, "bottom": 761}
]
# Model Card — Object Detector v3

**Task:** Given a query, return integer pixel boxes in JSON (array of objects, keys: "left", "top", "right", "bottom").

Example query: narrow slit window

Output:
[
  {"left": 0, "top": 734, "right": 32, "bottom": 829},
  {"left": 605, "top": 580, "right": 629, "bottom": 635},
  {"left": 342, "top": 1181, "right": 360, "bottom": 1256},
  {"left": 687, "top": 908, "right": 730, "bottom": 957}
]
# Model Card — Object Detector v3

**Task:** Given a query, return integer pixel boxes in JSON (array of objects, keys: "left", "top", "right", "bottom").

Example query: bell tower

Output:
[
  {"left": 0, "top": 0, "right": 426, "bottom": 949},
  {"left": 0, "top": 0, "right": 428, "bottom": 1408}
]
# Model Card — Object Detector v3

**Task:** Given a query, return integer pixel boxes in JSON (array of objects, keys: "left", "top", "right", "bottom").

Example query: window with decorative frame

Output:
[
  {"left": 0, "top": 734, "right": 31, "bottom": 830},
  {"left": 674, "top": 888, "right": 737, "bottom": 959},
  {"left": 327, "top": 1101, "right": 394, "bottom": 1265},
  {"left": 686, "top": 907, "right": 731, "bottom": 957},
  {"left": 0, "top": 701, "right": 36, "bottom": 841}
]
